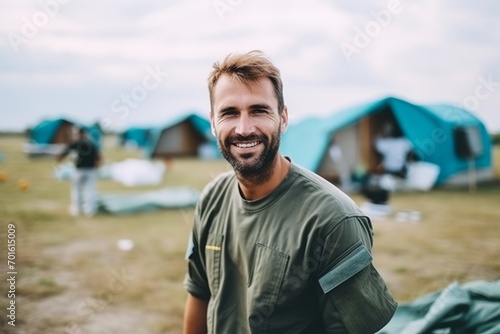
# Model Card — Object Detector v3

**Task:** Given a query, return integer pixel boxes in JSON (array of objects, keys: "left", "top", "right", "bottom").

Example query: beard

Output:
[{"left": 218, "top": 126, "right": 281, "bottom": 184}]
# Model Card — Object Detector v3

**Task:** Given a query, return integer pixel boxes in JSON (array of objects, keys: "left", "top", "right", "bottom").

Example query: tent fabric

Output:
[
  {"left": 280, "top": 97, "right": 492, "bottom": 185},
  {"left": 391, "top": 100, "right": 490, "bottom": 186},
  {"left": 96, "top": 187, "right": 200, "bottom": 215},
  {"left": 378, "top": 280, "right": 500, "bottom": 334},
  {"left": 28, "top": 118, "right": 103, "bottom": 147},
  {"left": 84, "top": 124, "right": 103, "bottom": 147},
  {"left": 119, "top": 127, "right": 151, "bottom": 148},
  {"left": 29, "top": 118, "right": 72, "bottom": 144},
  {"left": 145, "top": 113, "right": 217, "bottom": 158}
]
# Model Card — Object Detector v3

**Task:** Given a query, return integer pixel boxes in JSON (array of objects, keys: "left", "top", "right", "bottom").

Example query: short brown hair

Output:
[{"left": 208, "top": 50, "right": 284, "bottom": 114}]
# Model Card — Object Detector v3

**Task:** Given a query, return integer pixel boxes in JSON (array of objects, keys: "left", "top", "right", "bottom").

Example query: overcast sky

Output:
[{"left": 1, "top": 0, "right": 499, "bottom": 133}]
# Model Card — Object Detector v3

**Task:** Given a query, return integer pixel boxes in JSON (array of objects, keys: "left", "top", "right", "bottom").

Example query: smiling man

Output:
[{"left": 183, "top": 50, "right": 397, "bottom": 334}]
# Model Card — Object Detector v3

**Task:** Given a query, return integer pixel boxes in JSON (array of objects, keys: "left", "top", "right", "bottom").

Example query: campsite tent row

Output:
[
  {"left": 280, "top": 97, "right": 492, "bottom": 187},
  {"left": 138, "top": 101, "right": 491, "bottom": 187},
  {"left": 27, "top": 114, "right": 218, "bottom": 160},
  {"left": 29, "top": 99, "right": 492, "bottom": 188}
]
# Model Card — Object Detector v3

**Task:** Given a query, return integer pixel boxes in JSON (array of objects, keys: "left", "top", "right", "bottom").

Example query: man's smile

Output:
[{"left": 234, "top": 141, "right": 261, "bottom": 149}]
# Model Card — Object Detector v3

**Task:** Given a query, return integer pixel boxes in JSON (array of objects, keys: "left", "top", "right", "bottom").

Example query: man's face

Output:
[{"left": 210, "top": 75, "right": 288, "bottom": 177}]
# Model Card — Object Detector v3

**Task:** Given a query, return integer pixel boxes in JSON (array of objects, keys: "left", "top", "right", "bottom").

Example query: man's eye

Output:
[{"left": 221, "top": 111, "right": 237, "bottom": 117}]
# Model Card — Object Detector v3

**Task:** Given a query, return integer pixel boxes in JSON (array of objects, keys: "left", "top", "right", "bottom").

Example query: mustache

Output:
[{"left": 226, "top": 134, "right": 266, "bottom": 144}]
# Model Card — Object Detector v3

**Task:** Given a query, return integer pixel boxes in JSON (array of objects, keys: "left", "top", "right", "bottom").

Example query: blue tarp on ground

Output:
[
  {"left": 281, "top": 97, "right": 492, "bottom": 185},
  {"left": 96, "top": 186, "right": 200, "bottom": 215},
  {"left": 378, "top": 280, "right": 500, "bottom": 334}
]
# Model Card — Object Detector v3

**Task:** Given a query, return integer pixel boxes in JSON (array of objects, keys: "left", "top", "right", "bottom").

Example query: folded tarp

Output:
[
  {"left": 378, "top": 280, "right": 500, "bottom": 334},
  {"left": 97, "top": 187, "right": 200, "bottom": 215}
]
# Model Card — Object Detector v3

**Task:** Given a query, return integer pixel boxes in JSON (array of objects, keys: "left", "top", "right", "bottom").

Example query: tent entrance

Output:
[
  {"left": 51, "top": 121, "right": 74, "bottom": 144},
  {"left": 317, "top": 106, "right": 404, "bottom": 185},
  {"left": 152, "top": 121, "right": 207, "bottom": 158}
]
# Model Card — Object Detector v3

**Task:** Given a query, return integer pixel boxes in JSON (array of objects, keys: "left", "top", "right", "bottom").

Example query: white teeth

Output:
[{"left": 236, "top": 142, "right": 258, "bottom": 148}]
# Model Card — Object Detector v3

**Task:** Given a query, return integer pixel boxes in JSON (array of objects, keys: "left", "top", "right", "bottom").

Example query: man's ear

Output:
[
  {"left": 280, "top": 106, "right": 289, "bottom": 134},
  {"left": 209, "top": 112, "right": 216, "bottom": 136}
]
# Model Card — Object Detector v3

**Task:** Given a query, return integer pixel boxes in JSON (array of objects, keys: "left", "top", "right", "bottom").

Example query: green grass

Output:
[
  {"left": 0, "top": 135, "right": 499, "bottom": 333},
  {"left": 21, "top": 278, "right": 66, "bottom": 300}
]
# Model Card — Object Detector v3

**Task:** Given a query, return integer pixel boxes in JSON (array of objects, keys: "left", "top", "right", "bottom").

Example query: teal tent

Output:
[
  {"left": 25, "top": 118, "right": 102, "bottom": 157},
  {"left": 145, "top": 113, "right": 220, "bottom": 159},
  {"left": 281, "top": 97, "right": 492, "bottom": 186},
  {"left": 28, "top": 118, "right": 74, "bottom": 145},
  {"left": 119, "top": 126, "right": 151, "bottom": 148},
  {"left": 28, "top": 118, "right": 102, "bottom": 147}
]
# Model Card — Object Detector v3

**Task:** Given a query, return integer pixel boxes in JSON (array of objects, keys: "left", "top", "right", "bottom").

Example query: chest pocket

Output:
[
  {"left": 248, "top": 243, "right": 289, "bottom": 333},
  {"left": 205, "top": 234, "right": 224, "bottom": 296}
]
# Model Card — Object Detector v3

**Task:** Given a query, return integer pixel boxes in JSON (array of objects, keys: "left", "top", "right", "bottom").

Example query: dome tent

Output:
[
  {"left": 281, "top": 97, "right": 492, "bottom": 187},
  {"left": 145, "top": 113, "right": 220, "bottom": 160}
]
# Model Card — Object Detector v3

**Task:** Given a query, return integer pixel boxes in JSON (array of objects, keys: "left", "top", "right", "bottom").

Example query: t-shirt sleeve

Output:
[
  {"left": 316, "top": 216, "right": 397, "bottom": 333},
  {"left": 183, "top": 207, "right": 211, "bottom": 301}
]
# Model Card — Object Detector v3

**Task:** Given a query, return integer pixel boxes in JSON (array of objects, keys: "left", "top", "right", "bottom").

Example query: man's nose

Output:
[{"left": 235, "top": 114, "right": 256, "bottom": 137}]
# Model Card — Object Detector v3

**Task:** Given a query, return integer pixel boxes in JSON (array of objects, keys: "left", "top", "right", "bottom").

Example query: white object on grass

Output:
[
  {"left": 117, "top": 239, "right": 134, "bottom": 251},
  {"left": 360, "top": 202, "right": 393, "bottom": 219},
  {"left": 108, "top": 158, "right": 165, "bottom": 187},
  {"left": 404, "top": 162, "right": 440, "bottom": 191}
]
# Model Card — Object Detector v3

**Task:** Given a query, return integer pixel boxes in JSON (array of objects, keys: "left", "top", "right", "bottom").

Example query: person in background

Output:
[
  {"left": 183, "top": 50, "right": 397, "bottom": 333},
  {"left": 374, "top": 122, "right": 414, "bottom": 178},
  {"left": 361, "top": 122, "right": 417, "bottom": 209},
  {"left": 56, "top": 127, "right": 101, "bottom": 217}
]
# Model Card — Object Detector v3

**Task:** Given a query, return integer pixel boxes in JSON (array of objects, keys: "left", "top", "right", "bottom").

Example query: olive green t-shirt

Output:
[{"left": 184, "top": 163, "right": 397, "bottom": 333}]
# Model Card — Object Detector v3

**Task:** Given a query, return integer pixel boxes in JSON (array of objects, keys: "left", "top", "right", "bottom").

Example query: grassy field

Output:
[{"left": 0, "top": 135, "right": 499, "bottom": 334}]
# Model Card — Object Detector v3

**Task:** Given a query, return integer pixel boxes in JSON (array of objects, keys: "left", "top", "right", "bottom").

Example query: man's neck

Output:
[{"left": 237, "top": 155, "right": 291, "bottom": 201}]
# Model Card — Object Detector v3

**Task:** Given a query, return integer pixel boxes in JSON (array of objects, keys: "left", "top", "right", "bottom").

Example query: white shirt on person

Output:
[{"left": 375, "top": 137, "right": 412, "bottom": 172}]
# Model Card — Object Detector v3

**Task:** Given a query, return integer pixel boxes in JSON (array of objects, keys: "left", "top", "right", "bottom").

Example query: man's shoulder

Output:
[
  {"left": 291, "top": 164, "right": 344, "bottom": 196},
  {"left": 290, "top": 163, "right": 363, "bottom": 215},
  {"left": 199, "top": 170, "right": 235, "bottom": 202}
]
